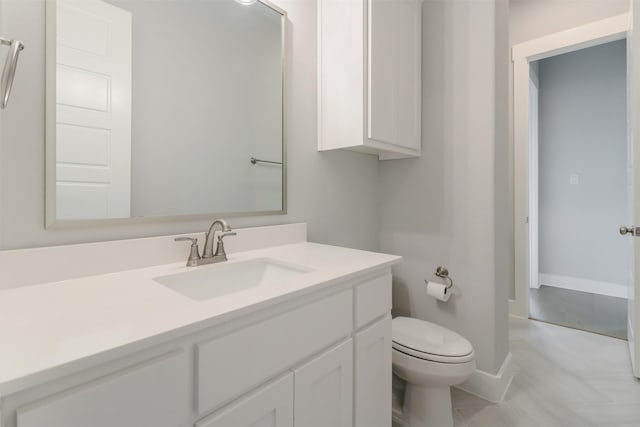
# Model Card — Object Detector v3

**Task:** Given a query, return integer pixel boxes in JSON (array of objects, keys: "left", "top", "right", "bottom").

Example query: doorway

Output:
[{"left": 526, "top": 40, "right": 628, "bottom": 339}]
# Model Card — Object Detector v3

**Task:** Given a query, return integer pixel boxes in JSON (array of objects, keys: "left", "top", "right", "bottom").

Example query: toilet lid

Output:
[{"left": 392, "top": 317, "right": 474, "bottom": 363}]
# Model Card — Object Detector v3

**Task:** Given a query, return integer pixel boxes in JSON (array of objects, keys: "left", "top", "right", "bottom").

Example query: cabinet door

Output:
[
  {"left": 196, "top": 374, "right": 293, "bottom": 427},
  {"left": 317, "top": 0, "right": 365, "bottom": 152},
  {"left": 368, "top": 0, "right": 422, "bottom": 158},
  {"left": 293, "top": 340, "right": 353, "bottom": 427},
  {"left": 16, "top": 350, "right": 189, "bottom": 427},
  {"left": 354, "top": 316, "right": 392, "bottom": 427}
]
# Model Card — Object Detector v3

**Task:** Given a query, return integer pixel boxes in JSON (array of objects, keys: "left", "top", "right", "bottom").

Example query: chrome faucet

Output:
[
  {"left": 203, "top": 219, "right": 236, "bottom": 260},
  {"left": 174, "top": 219, "right": 236, "bottom": 266}
]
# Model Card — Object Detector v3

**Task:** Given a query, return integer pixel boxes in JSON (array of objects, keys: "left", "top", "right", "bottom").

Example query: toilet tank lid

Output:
[{"left": 392, "top": 317, "right": 474, "bottom": 358}]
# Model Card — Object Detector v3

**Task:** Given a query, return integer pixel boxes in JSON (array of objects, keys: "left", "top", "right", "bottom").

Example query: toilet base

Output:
[{"left": 403, "top": 383, "right": 453, "bottom": 427}]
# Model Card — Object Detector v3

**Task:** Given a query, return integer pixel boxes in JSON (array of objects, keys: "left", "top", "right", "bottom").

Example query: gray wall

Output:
[
  {"left": 379, "top": 0, "right": 510, "bottom": 375},
  {"left": 538, "top": 40, "right": 628, "bottom": 285},
  {"left": 0, "top": 0, "right": 380, "bottom": 251},
  {"left": 508, "top": 0, "right": 630, "bottom": 298}
]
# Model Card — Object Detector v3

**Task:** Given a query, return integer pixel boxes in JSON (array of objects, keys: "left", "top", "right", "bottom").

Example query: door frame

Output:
[{"left": 511, "top": 14, "right": 630, "bottom": 318}]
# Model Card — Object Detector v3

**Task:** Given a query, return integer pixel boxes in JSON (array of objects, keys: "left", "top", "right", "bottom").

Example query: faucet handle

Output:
[
  {"left": 174, "top": 237, "right": 201, "bottom": 266},
  {"left": 217, "top": 231, "right": 237, "bottom": 242},
  {"left": 175, "top": 236, "right": 197, "bottom": 243},
  {"left": 213, "top": 232, "right": 236, "bottom": 261}
]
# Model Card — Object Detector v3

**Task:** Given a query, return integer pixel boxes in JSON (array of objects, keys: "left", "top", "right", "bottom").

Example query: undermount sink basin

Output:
[{"left": 154, "top": 258, "right": 313, "bottom": 301}]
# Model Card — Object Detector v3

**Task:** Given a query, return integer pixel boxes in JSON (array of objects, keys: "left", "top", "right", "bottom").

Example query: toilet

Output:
[{"left": 392, "top": 317, "right": 475, "bottom": 427}]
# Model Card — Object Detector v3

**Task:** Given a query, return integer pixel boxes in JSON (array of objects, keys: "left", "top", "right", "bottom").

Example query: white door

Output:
[
  {"left": 293, "top": 340, "right": 353, "bottom": 427},
  {"left": 54, "top": 0, "right": 131, "bottom": 220},
  {"left": 626, "top": 1, "right": 640, "bottom": 377}
]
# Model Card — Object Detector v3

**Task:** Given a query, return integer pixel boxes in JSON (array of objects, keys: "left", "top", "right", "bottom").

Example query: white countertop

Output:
[{"left": 0, "top": 242, "right": 400, "bottom": 396}]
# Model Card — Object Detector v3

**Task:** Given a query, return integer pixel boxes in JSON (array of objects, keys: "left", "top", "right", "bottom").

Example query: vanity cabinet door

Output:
[
  {"left": 196, "top": 374, "right": 293, "bottom": 427},
  {"left": 354, "top": 316, "right": 392, "bottom": 427},
  {"left": 293, "top": 340, "right": 353, "bottom": 427},
  {"left": 16, "top": 351, "right": 189, "bottom": 427}
]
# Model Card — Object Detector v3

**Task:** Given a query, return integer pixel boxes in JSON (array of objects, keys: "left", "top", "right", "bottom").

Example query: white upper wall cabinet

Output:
[{"left": 318, "top": 0, "right": 422, "bottom": 160}]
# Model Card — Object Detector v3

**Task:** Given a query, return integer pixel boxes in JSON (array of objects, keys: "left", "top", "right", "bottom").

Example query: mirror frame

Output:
[{"left": 44, "top": 0, "right": 287, "bottom": 229}]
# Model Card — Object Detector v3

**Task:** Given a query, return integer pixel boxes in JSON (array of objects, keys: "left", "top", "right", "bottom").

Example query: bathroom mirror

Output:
[{"left": 45, "top": 0, "right": 286, "bottom": 226}]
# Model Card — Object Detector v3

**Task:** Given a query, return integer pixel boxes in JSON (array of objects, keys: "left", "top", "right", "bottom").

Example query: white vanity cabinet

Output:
[
  {"left": 318, "top": 0, "right": 422, "bottom": 160},
  {"left": 0, "top": 270, "right": 393, "bottom": 427}
]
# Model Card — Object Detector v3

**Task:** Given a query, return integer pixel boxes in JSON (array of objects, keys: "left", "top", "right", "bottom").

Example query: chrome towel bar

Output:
[{"left": 0, "top": 37, "right": 24, "bottom": 109}]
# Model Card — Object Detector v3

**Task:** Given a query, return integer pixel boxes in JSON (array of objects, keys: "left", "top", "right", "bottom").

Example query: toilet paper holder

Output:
[{"left": 432, "top": 266, "right": 454, "bottom": 289}]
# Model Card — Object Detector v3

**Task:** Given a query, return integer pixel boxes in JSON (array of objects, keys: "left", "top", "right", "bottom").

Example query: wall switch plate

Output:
[{"left": 569, "top": 174, "right": 579, "bottom": 185}]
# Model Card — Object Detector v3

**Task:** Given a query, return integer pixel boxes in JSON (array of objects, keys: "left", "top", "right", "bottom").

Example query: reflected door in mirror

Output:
[{"left": 55, "top": 0, "right": 132, "bottom": 220}]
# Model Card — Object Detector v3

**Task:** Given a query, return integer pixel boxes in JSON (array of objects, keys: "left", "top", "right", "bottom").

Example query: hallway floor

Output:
[
  {"left": 529, "top": 285, "right": 627, "bottom": 339},
  {"left": 451, "top": 317, "right": 640, "bottom": 426}
]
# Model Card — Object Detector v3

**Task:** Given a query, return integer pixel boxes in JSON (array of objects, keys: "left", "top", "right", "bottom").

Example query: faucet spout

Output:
[
  {"left": 203, "top": 219, "right": 232, "bottom": 259},
  {"left": 175, "top": 219, "right": 235, "bottom": 267}
]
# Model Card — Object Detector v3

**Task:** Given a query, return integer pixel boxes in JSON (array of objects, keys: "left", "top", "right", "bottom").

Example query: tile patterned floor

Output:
[
  {"left": 451, "top": 317, "right": 640, "bottom": 427},
  {"left": 529, "top": 285, "right": 627, "bottom": 339}
]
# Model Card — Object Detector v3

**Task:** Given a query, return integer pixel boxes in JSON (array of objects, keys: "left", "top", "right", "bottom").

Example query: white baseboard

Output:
[
  {"left": 455, "top": 352, "right": 515, "bottom": 403},
  {"left": 509, "top": 298, "right": 528, "bottom": 319},
  {"left": 538, "top": 273, "right": 627, "bottom": 299}
]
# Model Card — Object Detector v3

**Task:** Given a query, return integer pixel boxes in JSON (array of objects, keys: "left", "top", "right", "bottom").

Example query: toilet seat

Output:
[{"left": 392, "top": 317, "right": 474, "bottom": 364}]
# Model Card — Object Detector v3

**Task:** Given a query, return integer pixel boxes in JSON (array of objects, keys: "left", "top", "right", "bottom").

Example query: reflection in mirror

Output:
[{"left": 46, "top": 0, "right": 285, "bottom": 224}]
